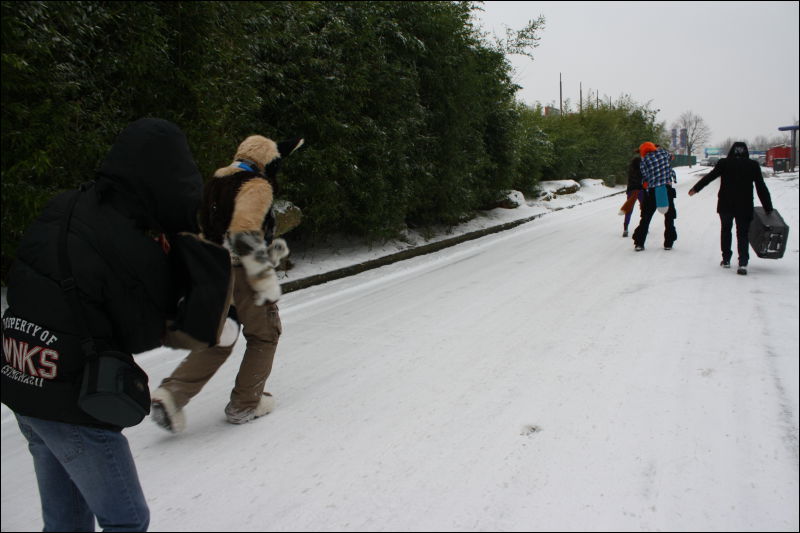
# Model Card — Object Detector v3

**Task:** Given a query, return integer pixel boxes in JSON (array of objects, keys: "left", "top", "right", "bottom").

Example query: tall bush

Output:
[
  {"left": 2, "top": 0, "right": 664, "bottom": 286},
  {"left": 2, "top": 1, "right": 261, "bottom": 281},
  {"left": 522, "top": 96, "right": 665, "bottom": 186}
]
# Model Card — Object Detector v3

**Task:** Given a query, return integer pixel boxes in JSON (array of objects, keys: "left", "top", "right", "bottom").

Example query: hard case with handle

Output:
[{"left": 749, "top": 207, "right": 789, "bottom": 259}]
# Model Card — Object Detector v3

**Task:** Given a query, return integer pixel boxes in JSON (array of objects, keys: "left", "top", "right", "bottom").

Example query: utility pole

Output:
[
  {"left": 580, "top": 82, "right": 582, "bottom": 114},
  {"left": 559, "top": 73, "right": 563, "bottom": 116}
]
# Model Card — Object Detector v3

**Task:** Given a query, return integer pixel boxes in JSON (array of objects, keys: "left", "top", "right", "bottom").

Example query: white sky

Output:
[{"left": 473, "top": 1, "right": 800, "bottom": 146}]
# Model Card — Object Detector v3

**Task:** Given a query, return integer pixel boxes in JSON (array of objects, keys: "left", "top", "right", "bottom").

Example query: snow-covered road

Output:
[{"left": 3, "top": 171, "right": 798, "bottom": 532}]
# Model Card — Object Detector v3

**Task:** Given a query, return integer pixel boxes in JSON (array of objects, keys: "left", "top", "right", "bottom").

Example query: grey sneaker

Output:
[
  {"left": 622, "top": 230, "right": 629, "bottom": 237},
  {"left": 737, "top": 265, "right": 747, "bottom": 276},
  {"left": 225, "top": 393, "right": 275, "bottom": 425},
  {"left": 634, "top": 245, "right": 644, "bottom": 252},
  {"left": 720, "top": 260, "right": 731, "bottom": 268}
]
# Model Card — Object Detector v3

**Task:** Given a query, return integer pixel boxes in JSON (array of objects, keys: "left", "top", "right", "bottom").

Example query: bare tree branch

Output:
[{"left": 671, "top": 111, "right": 711, "bottom": 157}]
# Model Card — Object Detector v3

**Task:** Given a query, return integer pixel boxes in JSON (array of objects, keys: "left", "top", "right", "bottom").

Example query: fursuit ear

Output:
[{"left": 277, "top": 138, "right": 304, "bottom": 158}]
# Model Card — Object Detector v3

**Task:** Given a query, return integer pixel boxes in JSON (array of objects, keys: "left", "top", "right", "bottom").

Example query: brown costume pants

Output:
[{"left": 159, "top": 265, "right": 282, "bottom": 411}]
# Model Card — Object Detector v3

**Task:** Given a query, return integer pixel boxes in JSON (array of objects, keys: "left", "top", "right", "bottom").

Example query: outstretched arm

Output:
[{"left": 689, "top": 162, "right": 722, "bottom": 196}]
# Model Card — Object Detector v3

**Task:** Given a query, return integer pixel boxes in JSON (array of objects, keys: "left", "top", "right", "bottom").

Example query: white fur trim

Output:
[
  {"left": 224, "top": 394, "right": 275, "bottom": 424},
  {"left": 218, "top": 317, "right": 241, "bottom": 347},
  {"left": 255, "top": 394, "right": 275, "bottom": 417},
  {"left": 151, "top": 387, "right": 186, "bottom": 433}
]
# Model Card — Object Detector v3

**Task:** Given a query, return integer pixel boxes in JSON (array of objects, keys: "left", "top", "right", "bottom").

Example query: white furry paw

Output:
[
  {"left": 253, "top": 289, "right": 277, "bottom": 306},
  {"left": 268, "top": 238, "right": 289, "bottom": 264},
  {"left": 229, "top": 232, "right": 286, "bottom": 305}
]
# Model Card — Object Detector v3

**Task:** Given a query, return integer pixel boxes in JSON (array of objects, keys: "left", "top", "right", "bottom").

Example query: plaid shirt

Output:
[{"left": 639, "top": 148, "right": 673, "bottom": 189}]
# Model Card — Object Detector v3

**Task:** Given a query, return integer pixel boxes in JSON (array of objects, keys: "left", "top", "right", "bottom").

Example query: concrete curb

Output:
[{"left": 280, "top": 190, "right": 625, "bottom": 295}]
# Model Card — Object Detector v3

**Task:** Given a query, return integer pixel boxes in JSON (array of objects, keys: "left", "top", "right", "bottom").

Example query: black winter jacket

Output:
[
  {"left": 626, "top": 156, "right": 644, "bottom": 193},
  {"left": 691, "top": 142, "right": 773, "bottom": 216},
  {"left": 2, "top": 118, "right": 209, "bottom": 429}
]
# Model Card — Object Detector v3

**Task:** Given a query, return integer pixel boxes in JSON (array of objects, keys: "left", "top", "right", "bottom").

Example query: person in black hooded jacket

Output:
[
  {"left": 618, "top": 154, "right": 645, "bottom": 237},
  {"left": 688, "top": 141, "right": 774, "bottom": 275},
  {"left": 1, "top": 117, "right": 230, "bottom": 531}
]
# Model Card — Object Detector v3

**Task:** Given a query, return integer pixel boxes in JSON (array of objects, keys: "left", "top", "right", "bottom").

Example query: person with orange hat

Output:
[{"left": 631, "top": 142, "right": 677, "bottom": 251}]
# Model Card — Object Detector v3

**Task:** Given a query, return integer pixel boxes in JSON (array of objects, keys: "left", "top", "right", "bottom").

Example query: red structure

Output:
[{"left": 766, "top": 146, "right": 791, "bottom": 168}]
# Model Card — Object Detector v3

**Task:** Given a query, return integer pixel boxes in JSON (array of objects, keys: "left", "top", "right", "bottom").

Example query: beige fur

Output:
[
  {"left": 213, "top": 166, "right": 247, "bottom": 179},
  {"left": 212, "top": 135, "right": 280, "bottom": 178},
  {"left": 229, "top": 179, "right": 273, "bottom": 234},
  {"left": 235, "top": 135, "right": 280, "bottom": 171}
]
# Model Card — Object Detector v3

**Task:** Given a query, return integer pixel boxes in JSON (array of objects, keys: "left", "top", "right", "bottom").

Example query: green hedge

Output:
[{"left": 1, "top": 1, "right": 665, "bottom": 284}]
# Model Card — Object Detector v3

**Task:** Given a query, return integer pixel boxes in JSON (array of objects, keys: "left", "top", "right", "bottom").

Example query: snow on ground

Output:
[
  {"left": 2, "top": 166, "right": 799, "bottom": 532},
  {"left": 282, "top": 178, "right": 621, "bottom": 282}
]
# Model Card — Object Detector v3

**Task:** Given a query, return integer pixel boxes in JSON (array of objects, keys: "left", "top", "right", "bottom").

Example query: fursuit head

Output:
[{"left": 209, "top": 134, "right": 304, "bottom": 305}]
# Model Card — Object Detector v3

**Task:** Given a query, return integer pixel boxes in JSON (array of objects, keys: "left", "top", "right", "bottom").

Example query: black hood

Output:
[
  {"left": 97, "top": 118, "right": 202, "bottom": 233},
  {"left": 728, "top": 142, "right": 750, "bottom": 159}
]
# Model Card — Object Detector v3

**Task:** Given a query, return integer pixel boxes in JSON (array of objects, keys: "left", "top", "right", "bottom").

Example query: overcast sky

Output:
[{"left": 473, "top": 1, "right": 799, "bottom": 148}]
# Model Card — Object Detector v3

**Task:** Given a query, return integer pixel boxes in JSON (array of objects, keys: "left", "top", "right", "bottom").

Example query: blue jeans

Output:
[{"left": 15, "top": 414, "right": 150, "bottom": 532}]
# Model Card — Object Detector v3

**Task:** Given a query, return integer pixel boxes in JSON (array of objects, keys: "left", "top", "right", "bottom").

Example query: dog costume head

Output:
[{"left": 216, "top": 136, "right": 305, "bottom": 185}]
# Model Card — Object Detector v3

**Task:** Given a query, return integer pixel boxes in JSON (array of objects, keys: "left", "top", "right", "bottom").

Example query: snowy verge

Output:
[{"left": 280, "top": 179, "right": 625, "bottom": 287}]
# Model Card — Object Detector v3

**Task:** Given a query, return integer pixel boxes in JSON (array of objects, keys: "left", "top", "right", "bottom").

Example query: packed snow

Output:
[
  {"left": 2, "top": 165, "right": 798, "bottom": 532},
  {"left": 283, "top": 178, "right": 617, "bottom": 281}
]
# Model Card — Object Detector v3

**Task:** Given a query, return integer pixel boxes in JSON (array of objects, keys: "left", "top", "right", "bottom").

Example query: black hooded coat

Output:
[
  {"left": 2, "top": 118, "right": 229, "bottom": 429},
  {"left": 626, "top": 156, "right": 644, "bottom": 193},
  {"left": 691, "top": 142, "right": 773, "bottom": 216}
]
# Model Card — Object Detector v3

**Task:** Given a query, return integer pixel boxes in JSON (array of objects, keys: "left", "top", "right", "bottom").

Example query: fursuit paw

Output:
[
  {"left": 229, "top": 232, "right": 288, "bottom": 306},
  {"left": 267, "top": 238, "right": 289, "bottom": 264}
]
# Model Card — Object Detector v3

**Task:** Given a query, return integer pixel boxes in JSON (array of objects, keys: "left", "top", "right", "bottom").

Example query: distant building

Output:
[{"left": 766, "top": 146, "right": 791, "bottom": 168}]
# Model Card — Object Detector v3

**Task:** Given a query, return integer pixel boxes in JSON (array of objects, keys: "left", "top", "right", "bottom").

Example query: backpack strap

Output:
[{"left": 57, "top": 187, "right": 97, "bottom": 358}]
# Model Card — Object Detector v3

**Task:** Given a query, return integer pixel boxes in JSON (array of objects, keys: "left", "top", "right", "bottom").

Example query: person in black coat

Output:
[
  {"left": 619, "top": 154, "right": 645, "bottom": 237},
  {"left": 1, "top": 118, "right": 230, "bottom": 531},
  {"left": 688, "top": 141, "right": 774, "bottom": 275}
]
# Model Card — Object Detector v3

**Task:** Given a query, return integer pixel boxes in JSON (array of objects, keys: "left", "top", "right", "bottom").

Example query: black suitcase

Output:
[{"left": 749, "top": 207, "right": 789, "bottom": 259}]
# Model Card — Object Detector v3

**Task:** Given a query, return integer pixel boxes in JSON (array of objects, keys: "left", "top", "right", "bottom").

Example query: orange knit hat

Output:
[{"left": 639, "top": 142, "right": 657, "bottom": 158}]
